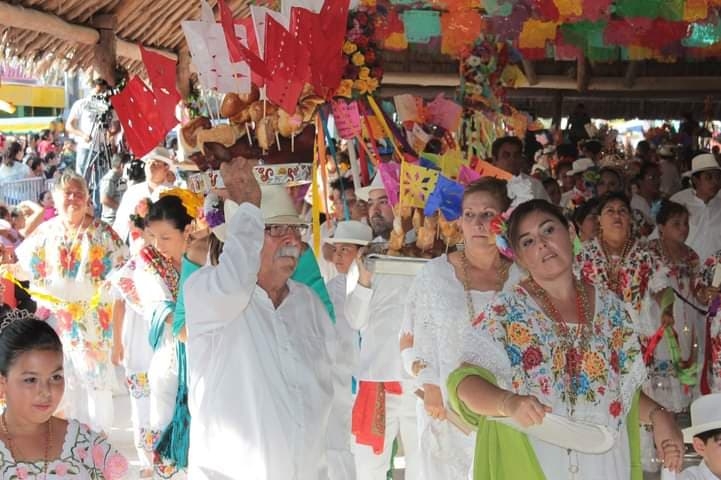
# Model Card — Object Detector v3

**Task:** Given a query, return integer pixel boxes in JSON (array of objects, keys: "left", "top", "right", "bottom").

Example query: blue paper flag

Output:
[
  {"left": 424, "top": 175, "right": 464, "bottom": 220},
  {"left": 419, "top": 157, "right": 441, "bottom": 171}
]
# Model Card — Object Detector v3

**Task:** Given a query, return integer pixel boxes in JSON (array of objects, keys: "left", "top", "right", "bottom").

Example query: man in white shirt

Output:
[
  {"left": 184, "top": 156, "right": 335, "bottom": 480},
  {"left": 490, "top": 136, "right": 550, "bottom": 202},
  {"left": 631, "top": 161, "right": 661, "bottom": 229},
  {"left": 112, "top": 147, "right": 176, "bottom": 242},
  {"left": 347, "top": 178, "right": 420, "bottom": 480},
  {"left": 670, "top": 153, "right": 721, "bottom": 262}
]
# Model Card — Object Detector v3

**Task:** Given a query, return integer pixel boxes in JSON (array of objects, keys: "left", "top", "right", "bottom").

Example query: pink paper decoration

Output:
[
  {"left": 111, "top": 77, "right": 168, "bottom": 158},
  {"left": 331, "top": 99, "right": 361, "bottom": 139},
  {"left": 377, "top": 161, "right": 401, "bottom": 206},
  {"left": 426, "top": 93, "right": 462, "bottom": 132},
  {"left": 458, "top": 165, "right": 481, "bottom": 186}
]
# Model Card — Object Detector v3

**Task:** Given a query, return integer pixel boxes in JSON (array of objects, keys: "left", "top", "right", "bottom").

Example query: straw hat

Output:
[
  {"left": 683, "top": 393, "right": 721, "bottom": 443},
  {"left": 260, "top": 185, "right": 308, "bottom": 225},
  {"left": 356, "top": 174, "right": 385, "bottom": 202},
  {"left": 325, "top": 221, "right": 373, "bottom": 246},
  {"left": 683, "top": 153, "right": 721, "bottom": 178},
  {"left": 142, "top": 147, "right": 177, "bottom": 171},
  {"left": 566, "top": 157, "right": 595, "bottom": 176}
]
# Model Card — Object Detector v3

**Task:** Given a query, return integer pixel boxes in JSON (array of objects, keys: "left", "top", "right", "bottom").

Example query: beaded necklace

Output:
[
  {"left": 1, "top": 413, "right": 52, "bottom": 475},
  {"left": 459, "top": 251, "right": 510, "bottom": 324},
  {"left": 524, "top": 278, "right": 593, "bottom": 416},
  {"left": 600, "top": 236, "right": 633, "bottom": 296}
]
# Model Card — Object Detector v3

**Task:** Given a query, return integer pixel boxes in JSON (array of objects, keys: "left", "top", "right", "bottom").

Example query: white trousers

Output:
[{"left": 354, "top": 386, "right": 419, "bottom": 480}]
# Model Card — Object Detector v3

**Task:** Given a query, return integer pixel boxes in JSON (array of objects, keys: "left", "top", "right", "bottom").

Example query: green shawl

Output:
[{"left": 447, "top": 364, "right": 642, "bottom": 480}]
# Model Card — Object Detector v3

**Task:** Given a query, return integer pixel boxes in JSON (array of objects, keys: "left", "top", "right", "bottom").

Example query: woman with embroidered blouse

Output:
[
  {"left": 448, "top": 199, "right": 684, "bottom": 480},
  {"left": 405, "top": 177, "right": 522, "bottom": 479}
]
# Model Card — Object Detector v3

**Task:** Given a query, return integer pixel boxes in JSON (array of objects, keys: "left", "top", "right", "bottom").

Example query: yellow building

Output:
[{"left": 0, "top": 82, "right": 65, "bottom": 133}]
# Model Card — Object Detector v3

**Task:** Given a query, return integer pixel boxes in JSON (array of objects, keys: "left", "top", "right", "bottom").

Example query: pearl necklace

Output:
[{"left": 1, "top": 413, "right": 52, "bottom": 475}]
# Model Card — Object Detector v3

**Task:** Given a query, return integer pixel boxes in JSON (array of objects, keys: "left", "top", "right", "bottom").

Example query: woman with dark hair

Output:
[
  {"left": 596, "top": 167, "right": 624, "bottom": 198},
  {"left": 448, "top": 199, "right": 684, "bottom": 480},
  {"left": 110, "top": 189, "right": 200, "bottom": 478},
  {"left": 571, "top": 198, "right": 599, "bottom": 242},
  {"left": 0, "top": 310, "right": 128, "bottom": 478},
  {"left": 0, "top": 141, "right": 31, "bottom": 183},
  {"left": 406, "top": 177, "right": 524, "bottom": 479},
  {"left": 643, "top": 201, "right": 705, "bottom": 412}
]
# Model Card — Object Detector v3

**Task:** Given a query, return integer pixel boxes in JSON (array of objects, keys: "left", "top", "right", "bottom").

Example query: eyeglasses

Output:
[{"left": 265, "top": 224, "right": 309, "bottom": 237}]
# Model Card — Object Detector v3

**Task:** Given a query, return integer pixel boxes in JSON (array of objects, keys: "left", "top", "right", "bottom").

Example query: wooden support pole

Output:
[
  {"left": 176, "top": 46, "right": 192, "bottom": 100},
  {"left": 521, "top": 58, "right": 538, "bottom": 86},
  {"left": 624, "top": 61, "right": 638, "bottom": 89},
  {"left": 552, "top": 91, "right": 563, "bottom": 129},
  {"left": 91, "top": 14, "right": 117, "bottom": 86},
  {"left": 0, "top": 1, "right": 177, "bottom": 62},
  {"left": 577, "top": 55, "right": 590, "bottom": 92}
]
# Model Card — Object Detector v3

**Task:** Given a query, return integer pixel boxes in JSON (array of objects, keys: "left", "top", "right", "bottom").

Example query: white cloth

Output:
[
  {"left": 185, "top": 203, "right": 335, "bottom": 480},
  {"left": 326, "top": 274, "right": 358, "bottom": 480},
  {"left": 676, "top": 462, "right": 721, "bottom": 480},
  {"left": 671, "top": 188, "right": 721, "bottom": 262},
  {"left": 660, "top": 159, "right": 682, "bottom": 197},
  {"left": 631, "top": 193, "right": 655, "bottom": 225},
  {"left": 407, "top": 255, "right": 521, "bottom": 480},
  {"left": 345, "top": 271, "right": 416, "bottom": 382},
  {"left": 521, "top": 172, "right": 551, "bottom": 202},
  {"left": 111, "top": 181, "right": 163, "bottom": 242}
]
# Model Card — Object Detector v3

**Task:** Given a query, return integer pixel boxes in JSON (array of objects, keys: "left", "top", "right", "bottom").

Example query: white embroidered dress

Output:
[{"left": 406, "top": 255, "right": 521, "bottom": 479}]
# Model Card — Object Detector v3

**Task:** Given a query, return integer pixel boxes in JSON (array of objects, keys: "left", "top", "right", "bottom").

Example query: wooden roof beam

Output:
[
  {"left": 624, "top": 61, "right": 639, "bottom": 89},
  {"left": 0, "top": 1, "right": 177, "bottom": 62},
  {"left": 577, "top": 55, "right": 590, "bottom": 92}
]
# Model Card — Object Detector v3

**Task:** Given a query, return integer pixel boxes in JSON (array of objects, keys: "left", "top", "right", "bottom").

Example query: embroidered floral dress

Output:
[
  {"left": 0, "top": 419, "right": 129, "bottom": 479},
  {"left": 110, "top": 245, "right": 184, "bottom": 479},
  {"left": 697, "top": 250, "right": 721, "bottom": 393},
  {"left": 644, "top": 239, "right": 703, "bottom": 411},
  {"left": 459, "top": 283, "right": 646, "bottom": 479},
  {"left": 577, "top": 237, "right": 666, "bottom": 337}
]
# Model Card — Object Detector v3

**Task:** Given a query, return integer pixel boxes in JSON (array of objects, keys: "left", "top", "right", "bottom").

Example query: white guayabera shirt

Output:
[{"left": 184, "top": 203, "right": 335, "bottom": 480}]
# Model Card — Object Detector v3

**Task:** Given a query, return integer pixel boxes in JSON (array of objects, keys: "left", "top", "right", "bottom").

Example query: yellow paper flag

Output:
[
  {"left": 440, "top": 149, "right": 468, "bottom": 179},
  {"left": 518, "top": 20, "right": 558, "bottom": 49},
  {"left": 400, "top": 162, "right": 439, "bottom": 208}
]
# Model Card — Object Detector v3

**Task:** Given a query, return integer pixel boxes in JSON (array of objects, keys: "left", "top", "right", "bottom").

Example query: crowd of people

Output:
[{"left": 0, "top": 111, "right": 720, "bottom": 480}]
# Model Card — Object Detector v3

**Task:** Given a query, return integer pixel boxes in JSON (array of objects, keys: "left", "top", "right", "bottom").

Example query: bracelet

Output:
[
  {"left": 497, "top": 391, "right": 515, "bottom": 417},
  {"left": 648, "top": 405, "right": 668, "bottom": 425}
]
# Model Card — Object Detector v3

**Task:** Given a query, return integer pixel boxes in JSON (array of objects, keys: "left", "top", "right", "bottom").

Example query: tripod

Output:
[{"left": 82, "top": 118, "right": 113, "bottom": 217}]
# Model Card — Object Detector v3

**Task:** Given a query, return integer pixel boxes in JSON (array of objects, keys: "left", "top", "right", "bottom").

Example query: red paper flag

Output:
[
  {"left": 264, "top": 15, "right": 309, "bottom": 113},
  {"left": 234, "top": 17, "right": 265, "bottom": 87},
  {"left": 110, "top": 77, "right": 168, "bottom": 157},
  {"left": 311, "top": 0, "right": 350, "bottom": 95},
  {"left": 218, "top": 0, "right": 270, "bottom": 79},
  {"left": 139, "top": 46, "right": 180, "bottom": 131}
]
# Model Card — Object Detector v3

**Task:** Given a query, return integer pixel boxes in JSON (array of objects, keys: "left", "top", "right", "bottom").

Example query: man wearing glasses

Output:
[{"left": 184, "top": 157, "right": 335, "bottom": 480}]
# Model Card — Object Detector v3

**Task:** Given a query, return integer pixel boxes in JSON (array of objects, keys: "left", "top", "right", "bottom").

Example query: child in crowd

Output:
[
  {"left": 680, "top": 394, "right": 721, "bottom": 479},
  {"left": 0, "top": 310, "right": 129, "bottom": 478}
]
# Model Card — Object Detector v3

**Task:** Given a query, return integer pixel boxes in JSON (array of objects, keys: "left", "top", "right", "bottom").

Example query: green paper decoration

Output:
[
  {"left": 659, "top": 0, "right": 684, "bottom": 21},
  {"left": 485, "top": 0, "right": 514, "bottom": 17},
  {"left": 612, "top": 0, "right": 662, "bottom": 18},
  {"left": 401, "top": 10, "right": 442, "bottom": 43},
  {"left": 683, "top": 21, "right": 721, "bottom": 47}
]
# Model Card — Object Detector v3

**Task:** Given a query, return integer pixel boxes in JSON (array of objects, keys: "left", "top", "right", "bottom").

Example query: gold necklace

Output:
[
  {"left": 1, "top": 413, "right": 53, "bottom": 475},
  {"left": 524, "top": 278, "right": 593, "bottom": 415},
  {"left": 460, "top": 251, "right": 510, "bottom": 324}
]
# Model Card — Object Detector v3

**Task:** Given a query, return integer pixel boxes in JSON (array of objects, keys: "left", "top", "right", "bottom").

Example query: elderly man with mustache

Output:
[{"left": 183, "top": 156, "right": 335, "bottom": 479}]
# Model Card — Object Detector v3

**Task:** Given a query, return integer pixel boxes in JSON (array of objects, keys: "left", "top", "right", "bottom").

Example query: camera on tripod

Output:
[{"left": 86, "top": 93, "right": 114, "bottom": 129}]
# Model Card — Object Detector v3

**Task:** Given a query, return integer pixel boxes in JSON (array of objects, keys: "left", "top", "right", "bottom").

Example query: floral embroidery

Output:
[
  {"left": 699, "top": 250, "right": 721, "bottom": 393},
  {"left": 127, "top": 372, "right": 151, "bottom": 399}
]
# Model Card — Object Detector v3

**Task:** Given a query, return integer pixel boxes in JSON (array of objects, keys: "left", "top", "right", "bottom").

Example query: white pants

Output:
[{"left": 354, "top": 387, "right": 419, "bottom": 480}]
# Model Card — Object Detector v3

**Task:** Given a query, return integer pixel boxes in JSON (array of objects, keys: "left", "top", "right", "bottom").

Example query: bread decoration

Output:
[{"left": 180, "top": 116, "right": 212, "bottom": 153}]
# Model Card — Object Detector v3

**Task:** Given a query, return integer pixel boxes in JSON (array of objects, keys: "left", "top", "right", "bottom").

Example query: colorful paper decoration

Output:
[
  {"left": 684, "top": 0, "right": 709, "bottom": 21},
  {"left": 424, "top": 174, "right": 464, "bottom": 220},
  {"left": 263, "top": 15, "right": 310, "bottom": 113},
  {"left": 181, "top": 0, "right": 250, "bottom": 93},
  {"left": 312, "top": 0, "right": 351, "bottom": 95},
  {"left": 554, "top": 0, "right": 583, "bottom": 18},
  {"left": 394, "top": 94, "right": 423, "bottom": 124},
  {"left": 683, "top": 20, "right": 721, "bottom": 47},
  {"left": 473, "top": 159, "right": 513, "bottom": 180},
  {"left": 400, "top": 161, "right": 439, "bottom": 208},
  {"left": 139, "top": 46, "right": 180, "bottom": 131},
  {"left": 440, "top": 10, "right": 484, "bottom": 57},
  {"left": 518, "top": 19, "right": 558, "bottom": 49},
  {"left": 331, "top": 99, "right": 362, "bottom": 139},
  {"left": 612, "top": 0, "right": 663, "bottom": 18},
  {"left": 457, "top": 165, "right": 481, "bottom": 186},
  {"left": 439, "top": 149, "right": 467, "bottom": 179},
  {"left": 581, "top": 0, "right": 612, "bottom": 21},
  {"left": 406, "top": 123, "right": 431, "bottom": 154},
  {"left": 401, "top": 10, "right": 441, "bottom": 44},
  {"left": 110, "top": 77, "right": 168, "bottom": 158},
  {"left": 377, "top": 161, "right": 401, "bottom": 206},
  {"left": 426, "top": 93, "right": 462, "bottom": 132},
  {"left": 219, "top": 0, "right": 270, "bottom": 80}
]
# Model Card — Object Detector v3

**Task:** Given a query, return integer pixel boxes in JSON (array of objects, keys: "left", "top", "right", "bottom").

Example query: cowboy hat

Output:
[
  {"left": 683, "top": 153, "right": 721, "bottom": 178},
  {"left": 142, "top": 146, "right": 177, "bottom": 171},
  {"left": 260, "top": 185, "right": 309, "bottom": 225},
  {"left": 683, "top": 394, "right": 721, "bottom": 443},
  {"left": 325, "top": 220, "right": 373, "bottom": 246},
  {"left": 356, "top": 173, "right": 385, "bottom": 202},
  {"left": 566, "top": 157, "right": 595, "bottom": 176}
]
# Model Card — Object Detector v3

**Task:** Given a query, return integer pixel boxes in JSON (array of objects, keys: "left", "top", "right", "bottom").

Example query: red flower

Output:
[
  {"left": 355, "top": 36, "right": 369, "bottom": 49},
  {"left": 598, "top": 385, "right": 606, "bottom": 396},
  {"left": 355, "top": 11, "right": 369, "bottom": 26},
  {"left": 98, "top": 307, "right": 111, "bottom": 331},
  {"left": 609, "top": 400, "right": 622, "bottom": 418},
  {"left": 565, "top": 348, "right": 584, "bottom": 376},
  {"left": 610, "top": 350, "right": 620, "bottom": 374},
  {"left": 364, "top": 49, "right": 376, "bottom": 64},
  {"left": 472, "top": 312, "right": 486, "bottom": 327},
  {"left": 522, "top": 346, "right": 543, "bottom": 370},
  {"left": 371, "top": 67, "right": 384, "bottom": 79},
  {"left": 90, "top": 259, "right": 105, "bottom": 279}
]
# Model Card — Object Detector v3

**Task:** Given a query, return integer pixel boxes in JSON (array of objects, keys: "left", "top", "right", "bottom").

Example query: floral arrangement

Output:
[
  {"left": 336, "top": 9, "right": 384, "bottom": 98},
  {"left": 459, "top": 35, "right": 510, "bottom": 111}
]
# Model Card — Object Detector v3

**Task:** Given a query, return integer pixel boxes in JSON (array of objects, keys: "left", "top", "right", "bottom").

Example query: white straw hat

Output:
[
  {"left": 142, "top": 146, "right": 177, "bottom": 171},
  {"left": 683, "top": 393, "right": 721, "bottom": 443},
  {"left": 683, "top": 153, "right": 721, "bottom": 178},
  {"left": 356, "top": 173, "right": 385, "bottom": 202},
  {"left": 325, "top": 220, "right": 373, "bottom": 246},
  {"left": 566, "top": 157, "right": 595, "bottom": 176},
  {"left": 260, "top": 185, "right": 308, "bottom": 225}
]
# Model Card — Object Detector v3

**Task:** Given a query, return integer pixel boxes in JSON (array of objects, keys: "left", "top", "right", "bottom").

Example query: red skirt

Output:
[{"left": 351, "top": 381, "right": 402, "bottom": 454}]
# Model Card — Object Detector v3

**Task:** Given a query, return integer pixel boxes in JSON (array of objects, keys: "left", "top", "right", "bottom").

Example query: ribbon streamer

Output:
[{"left": 2, "top": 273, "right": 102, "bottom": 318}]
